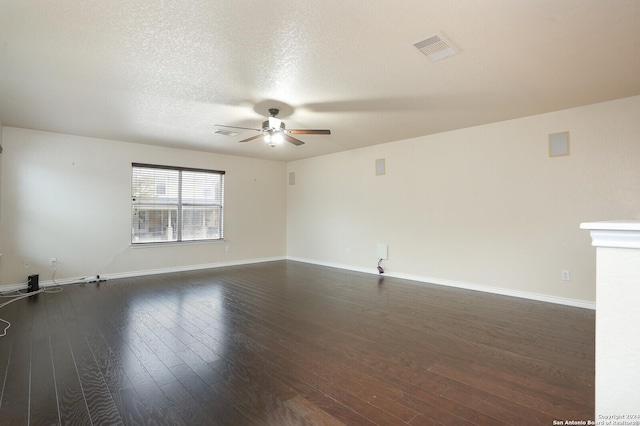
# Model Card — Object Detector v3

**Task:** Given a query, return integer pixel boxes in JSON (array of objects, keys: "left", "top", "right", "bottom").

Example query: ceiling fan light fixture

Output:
[
  {"left": 264, "top": 130, "right": 284, "bottom": 147},
  {"left": 272, "top": 132, "right": 284, "bottom": 144}
]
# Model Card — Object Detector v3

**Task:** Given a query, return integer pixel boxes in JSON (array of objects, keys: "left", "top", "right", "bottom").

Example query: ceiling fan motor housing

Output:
[
  {"left": 263, "top": 108, "right": 285, "bottom": 131},
  {"left": 262, "top": 119, "right": 285, "bottom": 131}
]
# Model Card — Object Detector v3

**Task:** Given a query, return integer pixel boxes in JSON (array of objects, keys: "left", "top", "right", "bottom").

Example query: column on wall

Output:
[{"left": 581, "top": 220, "right": 640, "bottom": 418}]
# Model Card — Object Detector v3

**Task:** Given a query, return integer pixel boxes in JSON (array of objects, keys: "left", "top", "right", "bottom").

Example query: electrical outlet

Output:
[
  {"left": 23, "top": 260, "right": 30, "bottom": 269},
  {"left": 561, "top": 270, "right": 571, "bottom": 281},
  {"left": 49, "top": 257, "right": 58, "bottom": 267},
  {"left": 225, "top": 245, "right": 231, "bottom": 253}
]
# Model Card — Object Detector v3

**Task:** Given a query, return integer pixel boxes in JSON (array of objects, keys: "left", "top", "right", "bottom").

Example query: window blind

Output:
[{"left": 131, "top": 163, "right": 224, "bottom": 244}]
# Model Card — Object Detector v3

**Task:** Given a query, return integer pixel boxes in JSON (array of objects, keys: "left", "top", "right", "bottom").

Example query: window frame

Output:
[{"left": 131, "top": 163, "right": 225, "bottom": 245}]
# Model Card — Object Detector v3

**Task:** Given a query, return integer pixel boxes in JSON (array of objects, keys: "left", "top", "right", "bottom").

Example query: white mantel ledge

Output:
[{"left": 580, "top": 220, "right": 640, "bottom": 249}]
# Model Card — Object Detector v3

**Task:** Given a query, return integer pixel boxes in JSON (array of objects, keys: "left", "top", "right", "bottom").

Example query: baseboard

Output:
[
  {"left": 103, "top": 256, "right": 286, "bottom": 281},
  {"left": 0, "top": 256, "right": 287, "bottom": 293},
  {"left": 0, "top": 283, "right": 29, "bottom": 293},
  {"left": 287, "top": 257, "right": 596, "bottom": 310}
]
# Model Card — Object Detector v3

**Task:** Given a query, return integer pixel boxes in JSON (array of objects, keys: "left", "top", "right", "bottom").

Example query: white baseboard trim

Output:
[
  {"left": 0, "top": 256, "right": 287, "bottom": 293},
  {"left": 0, "top": 283, "right": 29, "bottom": 293},
  {"left": 103, "top": 256, "right": 286, "bottom": 281},
  {"left": 287, "top": 257, "right": 596, "bottom": 310}
]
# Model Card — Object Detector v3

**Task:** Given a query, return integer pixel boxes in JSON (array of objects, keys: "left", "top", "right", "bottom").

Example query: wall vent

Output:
[
  {"left": 413, "top": 33, "right": 458, "bottom": 62},
  {"left": 214, "top": 129, "right": 240, "bottom": 136}
]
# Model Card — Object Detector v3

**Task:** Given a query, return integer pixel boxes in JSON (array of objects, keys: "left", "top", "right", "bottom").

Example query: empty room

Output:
[{"left": 1, "top": 1, "right": 639, "bottom": 425}]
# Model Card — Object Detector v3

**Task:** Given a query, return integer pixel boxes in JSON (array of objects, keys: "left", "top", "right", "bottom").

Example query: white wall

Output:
[
  {"left": 287, "top": 96, "right": 640, "bottom": 305},
  {"left": 0, "top": 127, "right": 287, "bottom": 286}
]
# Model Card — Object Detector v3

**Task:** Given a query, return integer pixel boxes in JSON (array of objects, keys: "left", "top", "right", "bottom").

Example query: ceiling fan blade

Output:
[
  {"left": 239, "top": 134, "right": 265, "bottom": 143},
  {"left": 215, "top": 124, "right": 262, "bottom": 132},
  {"left": 288, "top": 129, "right": 331, "bottom": 135},
  {"left": 284, "top": 134, "right": 305, "bottom": 146}
]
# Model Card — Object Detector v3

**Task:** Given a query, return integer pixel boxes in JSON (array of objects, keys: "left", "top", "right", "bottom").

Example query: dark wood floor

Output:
[{"left": 0, "top": 260, "right": 595, "bottom": 425}]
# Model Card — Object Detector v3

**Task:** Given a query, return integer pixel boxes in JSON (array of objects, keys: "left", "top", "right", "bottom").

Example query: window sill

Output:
[{"left": 131, "top": 239, "right": 225, "bottom": 248}]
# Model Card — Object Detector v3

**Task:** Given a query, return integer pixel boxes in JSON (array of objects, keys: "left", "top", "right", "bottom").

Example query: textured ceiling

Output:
[{"left": 1, "top": 0, "right": 639, "bottom": 162}]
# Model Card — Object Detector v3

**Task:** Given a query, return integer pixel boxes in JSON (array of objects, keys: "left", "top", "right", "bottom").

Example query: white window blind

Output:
[{"left": 131, "top": 163, "right": 224, "bottom": 244}]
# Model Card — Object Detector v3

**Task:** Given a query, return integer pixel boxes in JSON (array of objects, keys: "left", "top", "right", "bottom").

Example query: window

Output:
[{"left": 131, "top": 163, "right": 224, "bottom": 244}]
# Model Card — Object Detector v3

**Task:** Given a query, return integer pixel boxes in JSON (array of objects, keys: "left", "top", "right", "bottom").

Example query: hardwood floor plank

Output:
[
  {"left": 48, "top": 291, "right": 93, "bottom": 425},
  {"left": 76, "top": 285, "right": 186, "bottom": 425},
  {"left": 168, "top": 276, "right": 416, "bottom": 423},
  {"left": 0, "top": 302, "right": 18, "bottom": 409},
  {"left": 160, "top": 379, "right": 203, "bottom": 412},
  {"left": 440, "top": 381, "right": 555, "bottom": 425},
  {"left": 85, "top": 328, "right": 155, "bottom": 425},
  {"left": 62, "top": 284, "right": 151, "bottom": 426},
  {"left": 123, "top": 328, "right": 177, "bottom": 388},
  {"left": 0, "top": 296, "right": 31, "bottom": 425},
  {"left": 428, "top": 360, "right": 592, "bottom": 419},
  {"left": 283, "top": 395, "right": 346, "bottom": 426},
  {"left": 169, "top": 362, "right": 260, "bottom": 425},
  {"left": 264, "top": 360, "right": 379, "bottom": 426},
  {"left": 249, "top": 341, "right": 418, "bottom": 425},
  {"left": 61, "top": 287, "right": 125, "bottom": 425},
  {"left": 238, "top": 323, "right": 422, "bottom": 422},
  {"left": 29, "top": 293, "right": 61, "bottom": 425},
  {"left": 67, "top": 333, "right": 124, "bottom": 425},
  {"left": 399, "top": 392, "right": 485, "bottom": 426}
]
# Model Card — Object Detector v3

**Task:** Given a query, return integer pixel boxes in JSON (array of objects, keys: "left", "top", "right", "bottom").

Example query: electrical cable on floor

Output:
[
  {"left": 0, "top": 318, "right": 10, "bottom": 337},
  {"left": 0, "top": 266, "right": 64, "bottom": 337},
  {"left": 0, "top": 289, "right": 44, "bottom": 337}
]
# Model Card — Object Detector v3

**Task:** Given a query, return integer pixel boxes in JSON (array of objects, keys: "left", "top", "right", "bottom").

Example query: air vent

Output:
[
  {"left": 413, "top": 33, "right": 458, "bottom": 62},
  {"left": 214, "top": 129, "right": 240, "bottom": 136}
]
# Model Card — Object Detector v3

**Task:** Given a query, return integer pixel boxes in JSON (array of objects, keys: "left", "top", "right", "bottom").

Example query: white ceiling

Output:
[{"left": 1, "top": 1, "right": 639, "bottom": 162}]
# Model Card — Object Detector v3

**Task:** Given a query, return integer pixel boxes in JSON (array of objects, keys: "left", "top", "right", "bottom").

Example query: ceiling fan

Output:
[{"left": 215, "top": 108, "right": 331, "bottom": 147}]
